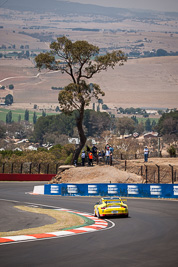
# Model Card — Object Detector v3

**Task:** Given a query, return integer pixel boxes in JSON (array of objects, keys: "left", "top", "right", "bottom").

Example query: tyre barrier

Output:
[{"left": 33, "top": 183, "right": 178, "bottom": 199}]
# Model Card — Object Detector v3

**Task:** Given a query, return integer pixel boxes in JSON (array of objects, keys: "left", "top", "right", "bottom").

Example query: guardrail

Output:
[{"left": 33, "top": 183, "right": 178, "bottom": 199}]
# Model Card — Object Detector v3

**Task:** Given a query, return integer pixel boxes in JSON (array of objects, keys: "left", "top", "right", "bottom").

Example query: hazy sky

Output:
[{"left": 67, "top": 0, "right": 178, "bottom": 12}]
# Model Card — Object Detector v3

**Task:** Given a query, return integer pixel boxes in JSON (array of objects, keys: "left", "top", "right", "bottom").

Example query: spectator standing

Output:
[
  {"left": 81, "top": 150, "right": 86, "bottom": 166},
  {"left": 109, "top": 145, "right": 114, "bottom": 154},
  {"left": 105, "top": 143, "right": 110, "bottom": 150},
  {"left": 92, "top": 144, "right": 97, "bottom": 159},
  {"left": 102, "top": 150, "right": 105, "bottom": 161},
  {"left": 86, "top": 145, "right": 91, "bottom": 165},
  {"left": 86, "top": 145, "right": 90, "bottom": 153},
  {"left": 144, "top": 146, "right": 149, "bottom": 162},
  {"left": 88, "top": 151, "right": 93, "bottom": 166},
  {"left": 105, "top": 149, "right": 110, "bottom": 165},
  {"left": 98, "top": 150, "right": 102, "bottom": 158}
]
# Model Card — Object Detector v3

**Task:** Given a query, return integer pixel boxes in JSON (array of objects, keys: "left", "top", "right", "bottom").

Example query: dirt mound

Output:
[
  {"left": 56, "top": 165, "right": 143, "bottom": 184},
  {"left": 51, "top": 158, "right": 178, "bottom": 184}
]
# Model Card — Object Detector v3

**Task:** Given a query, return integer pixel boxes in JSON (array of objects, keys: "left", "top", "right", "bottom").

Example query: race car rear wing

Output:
[
  {"left": 103, "top": 198, "right": 127, "bottom": 202},
  {"left": 104, "top": 199, "right": 127, "bottom": 205},
  {"left": 103, "top": 197, "right": 127, "bottom": 201}
]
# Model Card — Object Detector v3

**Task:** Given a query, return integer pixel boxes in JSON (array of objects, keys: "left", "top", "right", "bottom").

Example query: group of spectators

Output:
[{"left": 81, "top": 143, "right": 114, "bottom": 166}]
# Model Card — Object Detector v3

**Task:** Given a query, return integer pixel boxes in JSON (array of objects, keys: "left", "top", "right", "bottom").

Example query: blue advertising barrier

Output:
[{"left": 44, "top": 183, "right": 178, "bottom": 199}]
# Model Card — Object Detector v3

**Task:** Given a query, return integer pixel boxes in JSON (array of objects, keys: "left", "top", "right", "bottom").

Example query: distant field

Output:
[
  {"left": 0, "top": 107, "right": 159, "bottom": 125},
  {"left": 0, "top": 7, "right": 178, "bottom": 111},
  {"left": 0, "top": 56, "right": 178, "bottom": 110},
  {"left": 0, "top": 108, "right": 57, "bottom": 123}
]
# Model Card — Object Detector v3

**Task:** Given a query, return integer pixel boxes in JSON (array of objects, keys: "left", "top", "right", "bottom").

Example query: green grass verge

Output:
[
  {"left": 137, "top": 117, "right": 159, "bottom": 124},
  {"left": 0, "top": 108, "right": 56, "bottom": 123}
]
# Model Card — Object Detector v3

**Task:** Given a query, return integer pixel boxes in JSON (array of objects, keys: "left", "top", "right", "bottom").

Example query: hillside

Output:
[
  {"left": 0, "top": 1, "right": 178, "bottom": 111},
  {"left": 3, "top": 0, "right": 178, "bottom": 19},
  {"left": 1, "top": 56, "right": 178, "bottom": 110}
]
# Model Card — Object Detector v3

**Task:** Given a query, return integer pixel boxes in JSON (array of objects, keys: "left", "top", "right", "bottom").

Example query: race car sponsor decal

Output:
[
  {"left": 67, "top": 185, "right": 78, "bottom": 194},
  {"left": 173, "top": 185, "right": 178, "bottom": 196},
  {"left": 50, "top": 185, "right": 59, "bottom": 194},
  {"left": 150, "top": 185, "right": 162, "bottom": 195},
  {"left": 127, "top": 185, "right": 139, "bottom": 195},
  {"left": 108, "top": 185, "right": 118, "bottom": 194},
  {"left": 88, "top": 185, "right": 98, "bottom": 194}
]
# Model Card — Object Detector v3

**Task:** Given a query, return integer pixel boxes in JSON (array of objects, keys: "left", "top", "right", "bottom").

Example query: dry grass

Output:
[
  {"left": 0, "top": 9, "right": 178, "bottom": 110},
  {"left": 0, "top": 206, "right": 85, "bottom": 237},
  {"left": 1, "top": 56, "right": 178, "bottom": 110}
]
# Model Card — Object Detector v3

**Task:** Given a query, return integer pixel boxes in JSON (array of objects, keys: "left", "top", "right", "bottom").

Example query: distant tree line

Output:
[
  {"left": 51, "top": 87, "right": 64, "bottom": 90},
  {"left": 32, "top": 109, "right": 159, "bottom": 144},
  {"left": 18, "top": 31, "right": 54, "bottom": 42},
  {"left": 3, "top": 109, "right": 164, "bottom": 139},
  {"left": 1, "top": 110, "right": 177, "bottom": 154},
  {"left": 128, "top": 48, "right": 178, "bottom": 58},
  {"left": 117, "top": 107, "right": 148, "bottom": 116},
  {"left": 0, "top": 144, "right": 76, "bottom": 166},
  {"left": 71, "top": 28, "right": 100, "bottom": 32}
]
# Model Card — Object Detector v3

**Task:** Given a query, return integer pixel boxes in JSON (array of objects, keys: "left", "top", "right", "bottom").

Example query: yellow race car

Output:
[{"left": 94, "top": 197, "right": 129, "bottom": 218}]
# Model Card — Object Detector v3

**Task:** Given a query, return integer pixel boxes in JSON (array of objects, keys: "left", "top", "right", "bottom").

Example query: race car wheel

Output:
[
  {"left": 96, "top": 209, "right": 101, "bottom": 218},
  {"left": 94, "top": 209, "right": 97, "bottom": 217}
]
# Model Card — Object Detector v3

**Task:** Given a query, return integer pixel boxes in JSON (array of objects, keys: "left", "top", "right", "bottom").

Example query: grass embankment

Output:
[{"left": 0, "top": 206, "right": 86, "bottom": 237}]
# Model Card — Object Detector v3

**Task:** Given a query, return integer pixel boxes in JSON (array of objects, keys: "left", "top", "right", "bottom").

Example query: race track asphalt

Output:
[{"left": 0, "top": 182, "right": 178, "bottom": 267}]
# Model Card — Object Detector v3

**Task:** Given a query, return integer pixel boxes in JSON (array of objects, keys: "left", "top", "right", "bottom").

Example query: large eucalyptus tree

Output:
[{"left": 35, "top": 36, "right": 127, "bottom": 163}]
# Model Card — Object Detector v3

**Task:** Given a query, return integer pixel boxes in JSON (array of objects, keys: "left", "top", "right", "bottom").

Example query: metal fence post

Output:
[
  {"left": 175, "top": 171, "right": 177, "bottom": 182},
  {"left": 125, "top": 160, "right": 127, "bottom": 171},
  {"left": 2, "top": 163, "right": 5, "bottom": 173},
  {"left": 141, "top": 166, "right": 143, "bottom": 176},
  {"left": 38, "top": 163, "right": 41, "bottom": 174},
  {"left": 11, "top": 163, "right": 14, "bottom": 174},
  {"left": 20, "top": 163, "right": 23, "bottom": 174},
  {"left": 169, "top": 164, "right": 174, "bottom": 184},
  {"left": 56, "top": 163, "right": 59, "bottom": 174},
  {"left": 156, "top": 164, "right": 160, "bottom": 183},
  {"left": 145, "top": 165, "right": 148, "bottom": 184},
  {"left": 47, "top": 163, "right": 49, "bottom": 174},
  {"left": 29, "top": 163, "right": 32, "bottom": 174}
]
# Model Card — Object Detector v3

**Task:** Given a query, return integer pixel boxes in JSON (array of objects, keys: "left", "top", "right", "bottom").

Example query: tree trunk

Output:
[{"left": 72, "top": 103, "right": 86, "bottom": 164}]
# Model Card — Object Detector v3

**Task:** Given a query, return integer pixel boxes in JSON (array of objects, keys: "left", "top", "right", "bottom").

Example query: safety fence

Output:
[
  {"left": 0, "top": 162, "right": 59, "bottom": 175},
  {"left": 114, "top": 160, "right": 178, "bottom": 184},
  {"left": 0, "top": 159, "right": 177, "bottom": 184},
  {"left": 34, "top": 183, "right": 178, "bottom": 199},
  {"left": 114, "top": 152, "right": 177, "bottom": 160}
]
